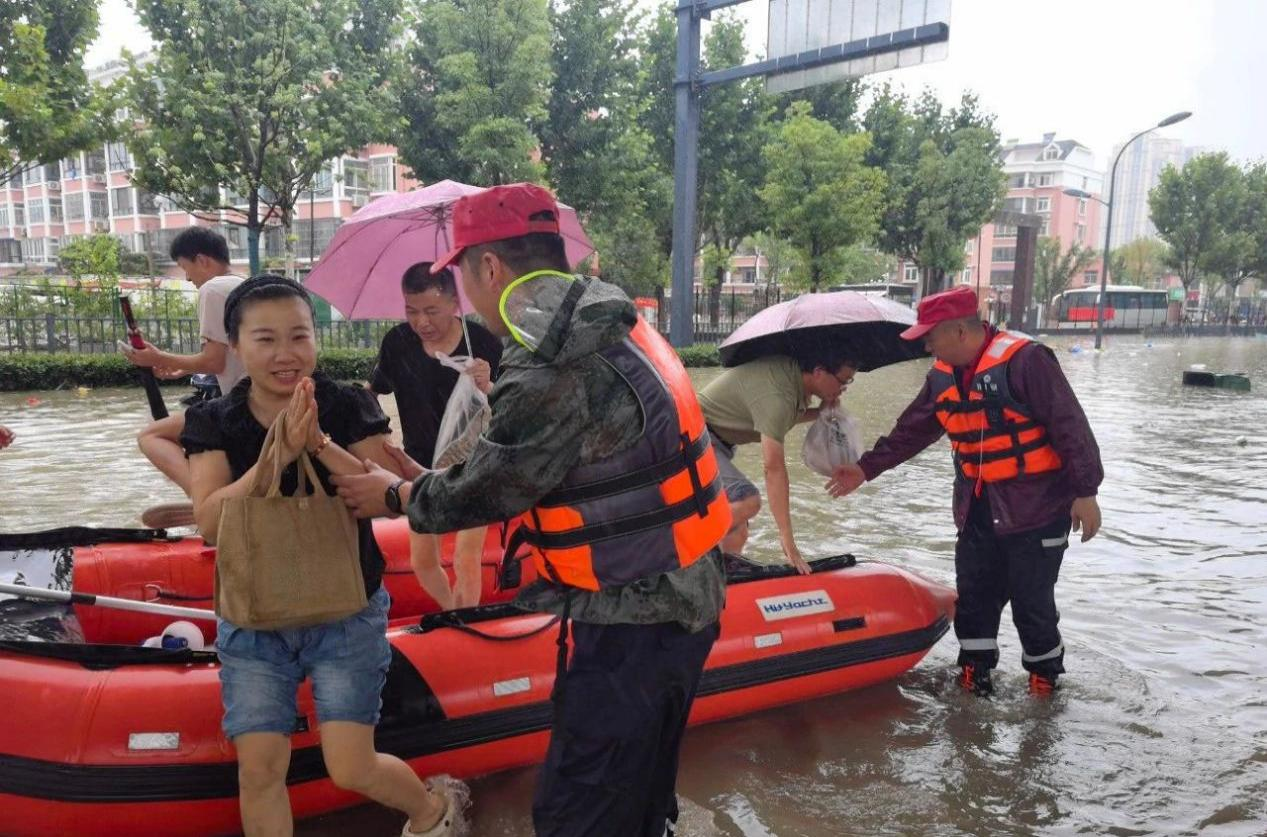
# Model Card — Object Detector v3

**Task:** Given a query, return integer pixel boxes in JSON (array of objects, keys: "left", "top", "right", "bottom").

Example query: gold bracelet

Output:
[{"left": 309, "top": 433, "right": 332, "bottom": 457}]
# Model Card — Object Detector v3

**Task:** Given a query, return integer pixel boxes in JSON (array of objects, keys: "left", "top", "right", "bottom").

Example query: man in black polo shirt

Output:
[{"left": 370, "top": 262, "right": 502, "bottom": 609}]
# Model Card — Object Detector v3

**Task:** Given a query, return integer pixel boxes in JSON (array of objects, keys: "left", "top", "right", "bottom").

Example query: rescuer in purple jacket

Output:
[{"left": 828, "top": 286, "right": 1103, "bottom": 697}]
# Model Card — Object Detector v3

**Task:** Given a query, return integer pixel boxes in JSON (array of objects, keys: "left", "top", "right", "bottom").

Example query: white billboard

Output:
[{"left": 766, "top": 0, "right": 952, "bottom": 94}]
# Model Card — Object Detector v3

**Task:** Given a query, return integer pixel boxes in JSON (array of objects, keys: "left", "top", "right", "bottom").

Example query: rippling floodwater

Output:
[{"left": 2, "top": 333, "right": 1265, "bottom": 836}]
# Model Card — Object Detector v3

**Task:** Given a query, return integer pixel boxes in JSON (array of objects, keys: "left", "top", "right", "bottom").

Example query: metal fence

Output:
[
  {"left": 5, "top": 293, "right": 1259, "bottom": 355},
  {"left": 0, "top": 314, "right": 400, "bottom": 354},
  {"left": 1, "top": 283, "right": 199, "bottom": 319},
  {"left": 1145, "top": 300, "right": 1267, "bottom": 337},
  {"left": 1174, "top": 299, "right": 1267, "bottom": 329},
  {"left": 1032, "top": 299, "right": 1267, "bottom": 336},
  {"left": 648, "top": 286, "right": 785, "bottom": 343}
]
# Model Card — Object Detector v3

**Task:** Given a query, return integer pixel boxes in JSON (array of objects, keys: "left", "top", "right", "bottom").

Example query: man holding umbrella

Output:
[{"left": 828, "top": 286, "right": 1103, "bottom": 697}]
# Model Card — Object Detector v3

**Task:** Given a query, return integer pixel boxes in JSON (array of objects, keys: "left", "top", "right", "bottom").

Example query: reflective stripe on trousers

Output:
[{"left": 1022, "top": 642, "right": 1065, "bottom": 663}]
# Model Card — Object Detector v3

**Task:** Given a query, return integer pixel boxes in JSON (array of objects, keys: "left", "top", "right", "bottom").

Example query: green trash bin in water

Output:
[{"left": 1182, "top": 370, "right": 1251, "bottom": 392}]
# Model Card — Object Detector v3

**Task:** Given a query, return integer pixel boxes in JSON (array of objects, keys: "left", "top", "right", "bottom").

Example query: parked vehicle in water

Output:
[
  {"left": 1050, "top": 285, "right": 1170, "bottom": 329},
  {"left": 826, "top": 282, "right": 917, "bottom": 307}
]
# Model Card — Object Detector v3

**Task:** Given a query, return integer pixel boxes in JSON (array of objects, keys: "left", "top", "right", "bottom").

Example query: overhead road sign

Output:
[
  {"left": 766, "top": 0, "right": 952, "bottom": 94},
  {"left": 668, "top": 0, "right": 953, "bottom": 346}
]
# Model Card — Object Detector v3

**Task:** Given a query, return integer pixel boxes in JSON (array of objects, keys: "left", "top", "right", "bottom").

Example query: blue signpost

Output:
[{"left": 668, "top": 0, "right": 952, "bottom": 346}]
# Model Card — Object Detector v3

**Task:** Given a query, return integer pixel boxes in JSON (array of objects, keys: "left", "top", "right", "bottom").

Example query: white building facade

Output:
[{"left": 1106, "top": 133, "right": 1205, "bottom": 249}]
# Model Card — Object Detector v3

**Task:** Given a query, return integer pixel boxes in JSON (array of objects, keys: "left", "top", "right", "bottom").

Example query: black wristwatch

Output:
[{"left": 384, "top": 479, "right": 407, "bottom": 515}]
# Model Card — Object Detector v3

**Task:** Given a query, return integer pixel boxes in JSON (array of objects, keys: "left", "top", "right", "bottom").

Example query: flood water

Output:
[{"left": 2, "top": 333, "right": 1265, "bottom": 836}]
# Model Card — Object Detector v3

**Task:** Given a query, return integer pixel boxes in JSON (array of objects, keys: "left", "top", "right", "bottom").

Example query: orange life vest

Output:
[
  {"left": 516, "top": 316, "right": 732, "bottom": 591},
  {"left": 930, "top": 331, "right": 1063, "bottom": 484}
]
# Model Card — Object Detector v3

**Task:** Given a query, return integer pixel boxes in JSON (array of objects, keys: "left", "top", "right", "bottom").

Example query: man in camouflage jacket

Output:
[{"left": 333, "top": 184, "right": 724, "bottom": 836}]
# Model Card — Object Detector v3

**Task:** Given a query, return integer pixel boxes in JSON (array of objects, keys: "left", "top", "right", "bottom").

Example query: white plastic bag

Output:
[
  {"left": 431, "top": 353, "right": 491, "bottom": 470},
  {"left": 801, "top": 403, "right": 863, "bottom": 477}
]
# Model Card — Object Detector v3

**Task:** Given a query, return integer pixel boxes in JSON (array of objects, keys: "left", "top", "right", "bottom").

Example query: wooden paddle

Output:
[
  {"left": 118, "top": 294, "right": 170, "bottom": 420},
  {"left": 0, "top": 582, "right": 213, "bottom": 621}
]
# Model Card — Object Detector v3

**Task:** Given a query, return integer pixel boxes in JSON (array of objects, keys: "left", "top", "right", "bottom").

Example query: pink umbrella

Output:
[
  {"left": 304, "top": 179, "right": 595, "bottom": 320},
  {"left": 720, "top": 291, "right": 927, "bottom": 372}
]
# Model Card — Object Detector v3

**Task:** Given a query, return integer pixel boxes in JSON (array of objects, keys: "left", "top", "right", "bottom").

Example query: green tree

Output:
[
  {"left": 1197, "top": 161, "right": 1267, "bottom": 320},
  {"left": 0, "top": 0, "right": 114, "bottom": 183},
  {"left": 863, "top": 88, "right": 1005, "bottom": 294},
  {"left": 120, "top": 249, "right": 155, "bottom": 276},
  {"left": 58, "top": 234, "right": 121, "bottom": 279},
  {"left": 126, "top": 0, "right": 401, "bottom": 275},
  {"left": 773, "top": 78, "right": 863, "bottom": 134},
  {"left": 542, "top": 0, "right": 669, "bottom": 297},
  {"left": 836, "top": 245, "right": 896, "bottom": 286},
  {"left": 696, "top": 16, "right": 773, "bottom": 322},
  {"left": 56, "top": 234, "right": 123, "bottom": 316},
  {"left": 630, "top": 3, "right": 680, "bottom": 271},
  {"left": 634, "top": 4, "right": 676, "bottom": 179},
  {"left": 1203, "top": 232, "right": 1253, "bottom": 318},
  {"left": 759, "top": 103, "right": 886, "bottom": 292},
  {"left": 397, "top": 0, "right": 551, "bottom": 186},
  {"left": 1242, "top": 162, "right": 1267, "bottom": 302},
  {"left": 1149, "top": 151, "right": 1244, "bottom": 293},
  {"left": 541, "top": 0, "right": 640, "bottom": 214},
  {"left": 741, "top": 232, "right": 801, "bottom": 287},
  {"left": 1035, "top": 237, "right": 1097, "bottom": 307},
  {"left": 1110, "top": 237, "right": 1171, "bottom": 288},
  {"left": 584, "top": 212, "right": 667, "bottom": 297},
  {"left": 632, "top": 6, "right": 778, "bottom": 311}
]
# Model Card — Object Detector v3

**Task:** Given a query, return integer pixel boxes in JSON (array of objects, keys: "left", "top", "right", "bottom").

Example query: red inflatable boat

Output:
[
  {"left": 0, "top": 520, "right": 954, "bottom": 837},
  {"left": 8, "top": 519, "right": 525, "bottom": 645}
]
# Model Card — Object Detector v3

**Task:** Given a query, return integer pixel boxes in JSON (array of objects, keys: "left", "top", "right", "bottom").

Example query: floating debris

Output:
[{"left": 1182, "top": 370, "right": 1251, "bottom": 391}]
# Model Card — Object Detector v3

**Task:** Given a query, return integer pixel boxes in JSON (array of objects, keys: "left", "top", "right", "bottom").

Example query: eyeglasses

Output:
[{"left": 822, "top": 368, "right": 855, "bottom": 386}]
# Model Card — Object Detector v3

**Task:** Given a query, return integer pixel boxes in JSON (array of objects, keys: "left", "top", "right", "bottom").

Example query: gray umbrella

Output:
[{"left": 719, "top": 291, "right": 929, "bottom": 371}]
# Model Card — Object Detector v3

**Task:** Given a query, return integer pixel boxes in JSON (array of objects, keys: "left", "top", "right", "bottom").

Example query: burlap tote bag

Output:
[{"left": 214, "top": 412, "right": 366, "bottom": 630}]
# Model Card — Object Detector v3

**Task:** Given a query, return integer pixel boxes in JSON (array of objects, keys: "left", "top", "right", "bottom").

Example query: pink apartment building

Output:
[
  {"left": 959, "top": 133, "right": 1105, "bottom": 313},
  {"left": 0, "top": 60, "right": 416, "bottom": 281},
  {"left": 0, "top": 142, "right": 416, "bottom": 281}
]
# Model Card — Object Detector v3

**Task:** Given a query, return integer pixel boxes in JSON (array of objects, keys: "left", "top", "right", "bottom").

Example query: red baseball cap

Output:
[
  {"left": 431, "top": 183, "right": 562, "bottom": 274},
  {"left": 900, "top": 286, "right": 981, "bottom": 340}
]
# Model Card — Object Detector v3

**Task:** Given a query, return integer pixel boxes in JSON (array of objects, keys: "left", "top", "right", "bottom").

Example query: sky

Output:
[{"left": 86, "top": 0, "right": 1267, "bottom": 169}]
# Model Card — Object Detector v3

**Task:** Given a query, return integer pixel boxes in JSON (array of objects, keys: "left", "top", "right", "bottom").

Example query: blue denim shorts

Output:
[{"left": 215, "top": 586, "right": 392, "bottom": 739}]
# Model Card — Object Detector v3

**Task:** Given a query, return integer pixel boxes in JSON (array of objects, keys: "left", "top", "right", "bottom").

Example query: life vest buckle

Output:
[
  {"left": 682, "top": 432, "right": 709, "bottom": 517},
  {"left": 498, "top": 553, "right": 523, "bottom": 590},
  {"left": 498, "top": 524, "right": 530, "bottom": 590}
]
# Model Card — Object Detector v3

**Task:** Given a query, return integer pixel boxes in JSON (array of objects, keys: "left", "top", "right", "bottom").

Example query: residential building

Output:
[
  {"left": 1106, "top": 133, "right": 1205, "bottom": 249},
  {"left": 960, "top": 133, "right": 1106, "bottom": 311},
  {"left": 0, "top": 59, "right": 417, "bottom": 280}
]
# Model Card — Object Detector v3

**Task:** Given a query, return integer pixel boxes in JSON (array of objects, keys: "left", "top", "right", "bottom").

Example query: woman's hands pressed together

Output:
[{"left": 280, "top": 377, "right": 322, "bottom": 463}]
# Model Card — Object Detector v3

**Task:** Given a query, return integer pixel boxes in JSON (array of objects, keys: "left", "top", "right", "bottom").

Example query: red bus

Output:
[{"left": 1052, "top": 286, "right": 1169, "bottom": 329}]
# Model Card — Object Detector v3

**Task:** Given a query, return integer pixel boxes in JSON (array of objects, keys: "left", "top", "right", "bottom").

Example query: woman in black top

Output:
[
  {"left": 182, "top": 276, "right": 455, "bottom": 837},
  {"left": 369, "top": 263, "right": 500, "bottom": 610}
]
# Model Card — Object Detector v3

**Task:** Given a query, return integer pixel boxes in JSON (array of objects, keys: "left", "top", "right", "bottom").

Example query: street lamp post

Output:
[{"left": 1069, "top": 111, "right": 1191, "bottom": 350}]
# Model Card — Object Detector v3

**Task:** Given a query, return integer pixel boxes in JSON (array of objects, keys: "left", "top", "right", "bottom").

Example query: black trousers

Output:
[
  {"left": 954, "top": 498, "right": 1071, "bottom": 677},
  {"left": 532, "top": 619, "right": 720, "bottom": 837}
]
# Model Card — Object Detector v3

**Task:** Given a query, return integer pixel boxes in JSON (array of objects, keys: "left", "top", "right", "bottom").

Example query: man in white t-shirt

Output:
[{"left": 127, "top": 227, "right": 243, "bottom": 495}]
